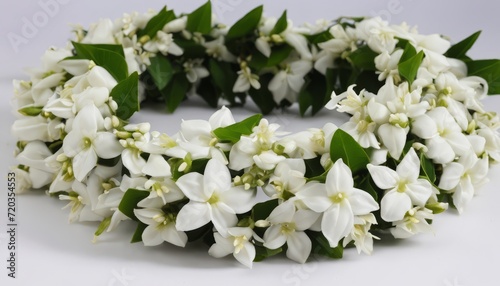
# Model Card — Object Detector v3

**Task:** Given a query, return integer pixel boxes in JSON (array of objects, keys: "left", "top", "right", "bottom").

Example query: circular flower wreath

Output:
[{"left": 11, "top": 2, "right": 500, "bottom": 268}]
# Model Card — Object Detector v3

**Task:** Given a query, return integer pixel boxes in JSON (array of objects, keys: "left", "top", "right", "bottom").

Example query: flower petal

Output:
[
  {"left": 381, "top": 190, "right": 411, "bottom": 222},
  {"left": 208, "top": 232, "right": 233, "bottom": 258},
  {"left": 176, "top": 172, "right": 208, "bottom": 202},
  {"left": 406, "top": 180, "right": 433, "bottom": 206},
  {"left": 93, "top": 132, "right": 122, "bottom": 159},
  {"left": 141, "top": 225, "right": 164, "bottom": 246},
  {"left": 321, "top": 204, "right": 354, "bottom": 248},
  {"left": 326, "top": 159, "right": 354, "bottom": 195},
  {"left": 210, "top": 203, "right": 237, "bottom": 234},
  {"left": 396, "top": 148, "right": 420, "bottom": 182},
  {"left": 175, "top": 202, "right": 211, "bottom": 231},
  {"left": 263, "top": 225, "right": 287, "bottom": 249},
  {"left": 367, "top": 164, "right": 398, "bottom": 190},
  {"left": 219, "top": 186, "right": 255, "bottom": 214},
  {"left": 162, "top": 224, "right": 187, "bottom": 247},
  {"left": 72, "top": 148, "right": 97, "bottom": 182},
  {"left": 438, "top": 162, "right": 463, "bottom": 190},
  {"left": 234, "top": 241, "right": 255, "bottom": 268},
  {"left": 286, "top": 232, "right": 312, "bottom": 264},
  {"left": 348, "top": 188, "right": 379, "bottom": 215},
  {"left": 268, "top": 201, "right": 295, "bottom": 224},
  {"left": 297, "top": 182, "right": 331, "bottom": 212},
  {"left": 204, "top": 159, "right": 231, "bottom": 194},
  {"left": 142, "top": 154, "right": 171, "bottom": 177}
]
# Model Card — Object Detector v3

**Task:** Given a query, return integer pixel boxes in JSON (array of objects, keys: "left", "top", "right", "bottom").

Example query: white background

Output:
[{"left": 1, "top": 0, "right": 500, "bottom": 285}]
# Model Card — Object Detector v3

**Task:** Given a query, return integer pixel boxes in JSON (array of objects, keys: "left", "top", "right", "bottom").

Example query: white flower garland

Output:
[{"left": 11, "top": 2, "right": 500, "bottom": 268}]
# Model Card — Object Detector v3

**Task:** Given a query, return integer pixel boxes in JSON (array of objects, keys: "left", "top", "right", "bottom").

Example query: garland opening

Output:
[{"left": 11, "top": 1, "right": 500, "bottom": 268}]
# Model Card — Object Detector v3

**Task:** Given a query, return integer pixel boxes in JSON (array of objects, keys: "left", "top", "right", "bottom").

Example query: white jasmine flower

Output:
[
  {"left": 438, "top": 151, "right": 489, "bottom": 213},
  {"left": 178, "top": 106, "right": 235, "bottom": 163},
  {"left": 203, "top": 36, "right": 236, "bottom": 62},
  {"left": 343, "top": 214, "right": 379, "bottom": 255},
  {"left": 367, "top": 148, "right": 433, "bottom": 222},
  {"left": 184, "top": 59, "right": 209, "bottom": 83},
  {"left": 143, "top": 176, "right": 184, "bottom": 205},
  {"left": 263, "top": 201, "right": 318, "bottom": 263},
  {"left": 356, "top": 17, "right": 397, "bottom": 54},
  {"left": 412, "top": 107, "right": 471, "bottom": 164},
  {"left": 82, "top": 19, "right": 116, "bottom": 44},
  {"left": 134, "top": 207, "right": 188, "bottom": 247},
  {"left": 63, "top": 104, "right": 122, "bottom": 181},
  {"left": 229, "top": 119, "right": 286, "bottom": 171},
  {"left": 264, "top": 159, "right": 306, "bottom": 200},
  {"left": 175, "top": 159, "right": 255, "bottom": 234},
  {"left": 298, "top": 159, "right": 379, "bottom": 247},
  {"left": 15, "top": 141, "right": 56, "bottom": 189},
  {"left": 143, "top": 31, "right": 183, "bottom": 56},
  {"left": 233, "top": 64, "right": 260, "bottom": 92},
  {"left": 59, "top": 180, "right": 103, "bottom": 223},
  {"left": 375, "top": 50, "right": 403, "bottom": 81},
  {"left": 390, "top": 207, "right": 433, "bottom": 239},
  {"left": 12, "top": 116, "right": 51, "bottom": 142},
  {"left": 208, "top": 227, "right": 256, "bottom": 268},
  {"left": 96, "top": 175, "right": 148, "bottom": 231},
  {"left": 268, "top": 60, "right": 312, "bottom": 103}
]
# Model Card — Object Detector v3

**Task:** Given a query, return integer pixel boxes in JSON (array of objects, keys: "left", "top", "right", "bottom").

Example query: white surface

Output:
[{"left": 1, "top": 1, "right": 500, "bottom": 285}]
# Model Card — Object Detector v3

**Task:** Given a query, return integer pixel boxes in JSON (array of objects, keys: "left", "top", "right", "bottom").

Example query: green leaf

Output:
[
  {"left": 304, "top": 157, "right": 325, "bottom": 178},
  {"left": 110, "top": 72, "right": 139, "bottom": 120},
  {"left": 208, "top": 59, "right": 240, "bottom": 104},
  {"left": 138, "top": 7, "right": 176, "bottom": 38},
  {"left": 445, "top": 31, "right": 481, "bottom": 59},
  {"left": 213, "top": 114, "right": 262, "bottom": 143},
  {"left": 399, "top": 42, "right": 417, "bottom": 63},
  {"left": 174, "top": 37, "right": 207, "bottom": 58},
  {"left": 466, "top": 59, "right": 500, "bottom": 95},
  {"left": 18, "top": 105, "right": 43, "bottom": 116},
  {"left": 186, "top": 223, "right": 213, "bottom": 242},
  {"left": 348, "top": 45, "right": 378, "bottom": 70},
  {"left": 163, "top": 73, "right": 190, "bottom": 113},
  {"left": 398, "top": 50, "right": 424, "bottom": 85},
  {"left": 306, "top": 30, "right": 333, "bottom": 44},
  {"left": 298, "top": 70, "right": 327, "bottom": 116},
  {"left": 254, "top": 244, "right": 282, "bottom": 262},
  {"left": 330, "top": 129, "right": 370, "bottom": 174},
  {"left": 197, "top": 77, "right": 219, "bottom": 108},
  {"left": 186, "top": 1, "right": 212, "bottom": 34},
  {"left": 270, "top": 10, "right": 288, "bottom": 35},
  {"left": 147, "top": 55, "right": 174, "bottom": 90},
  {"left": 420, "top": 153, "right": 436, "bottom": 183},
  {"left": 226, "top": 5, "right": 263, "bottom": 41},
  {"left": 131, "top": 222, "right": 148, "bottom": 243},
  {"left": 357, "top": 175, "right": 379, "bottom": 201},
  {"left": 72, "top": 42, "right": 128, "bottom": 81},
  {"left": 252, "top": 199, "right": 279, "bottom": 222},
  {"left": 248, "top": 73, "right": 277, "bottom": 114},
  {"left": 267, "top": 45, "right": 293, "bottom": 67},
  {"left": 308, "top": 231, "right": 343, "bottom": 259},
  {"left": 118, "top": 188, "right": 149, "bottom": 221}
]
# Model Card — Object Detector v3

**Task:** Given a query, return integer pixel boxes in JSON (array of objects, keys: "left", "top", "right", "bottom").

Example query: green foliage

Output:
[
  {"left": 420, "top": 152, "right": 436, "bottom": 184},
  {"left": 270, "top": 10, "right": 288, "bottom": 35},
  {"left": 208, "top": 59, "right": 240, "bottom": 105},
  {"left": 307, "top": 231, "right": 344, "bottom": 259},
  {"left": 137, "top": 6, "right": 176, "bottom": 38},
  {"left": 252, "top": 199, "right": 279, "bottom": 221},
  {"left": 147, "top": 55, "right": 174, "bottom": 90},
  {"left": 466, "top": 59, "right": 500, "bottom": 95},
  {"left": 72, "top": 42, "right": 128, "bottom": 81},
  {"left": 226, "top": 5, "right": 263, "bottom": 41},
  {"left": 110, "top": 72, "right": 139, "bottom": 120},
  {"left": 248, "top": 73, "right": 277, "bottom": 114},
  {"left": 186, "top": 1, "right": 212, "bottom": 34},
  {"left": 299, "top": 70, "right": 328, "bottom": 116},
  {"left": 398, "top": 49, "right": 424, "bottom": 85},
  {"left": 131, "top": 222, "right": 148, "bottom": 243},
  {"left": 213, "top": 114, "right": 262, "bottom": 143},
  {"left": 118, "top": 188, "right": 150, "bottom": 221},
  {"left": 163, "top": 73, "right": 190, "bottom": 113},
  {"left": 330, "top": 129, "right": 370, "bottom": 174},
  {"left": 348, "top": 45, "right": 378, "bottom": 70},
  {"left": 18, "top": 105, "right": 43, "bottom": 116},
  {"left": 445, "top": 31, "right": 481, "bottom": 60}
]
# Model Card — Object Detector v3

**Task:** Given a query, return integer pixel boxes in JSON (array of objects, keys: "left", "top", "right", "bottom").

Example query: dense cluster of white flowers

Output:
[{"left": 11, "top": 4, "right": 500, "bottom": 268}]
